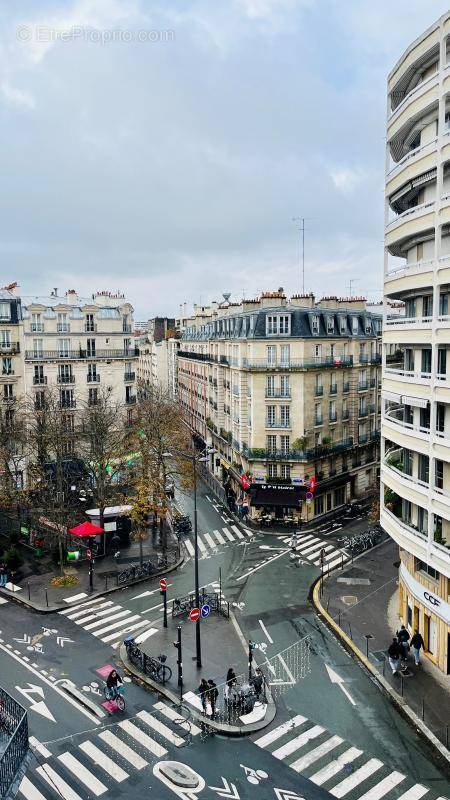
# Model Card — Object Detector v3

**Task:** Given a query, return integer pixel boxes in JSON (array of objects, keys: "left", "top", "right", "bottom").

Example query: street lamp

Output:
[{"left": 163, "top": 445, "right": 216, "bottom": 669}]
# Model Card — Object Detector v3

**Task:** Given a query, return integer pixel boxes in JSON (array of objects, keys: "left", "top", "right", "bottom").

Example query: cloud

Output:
[
  {"left": 0, "top": 81, "right": 35, "bottom": 109},
  {"left": 329, "top": 167, "right": 367, "bottom": 196}
]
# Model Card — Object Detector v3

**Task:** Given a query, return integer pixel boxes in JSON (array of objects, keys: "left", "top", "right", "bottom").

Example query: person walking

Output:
[
  {"left": 410, "top": 629, "right": 425, "bottom": 666},
  {"left": 251, "top": 668, "right": 264, "bottom": 701},
  {"left": 207, "top": 679, "right": 218, "bottom": 719},
  {"left": 397, "top": 624, "right": 410, "bottom": 670},
  {"left": 387, "top": 637, "right": 402, "bottom": 676},
  {"left": 198, "top": 678, "right": 210, "bottom": 714},
  {"left": 0, "top": 562, "right": 7, "bottom": 588},
  {"left": 226, "top": 667, "right": 236, "bottom": 687}
]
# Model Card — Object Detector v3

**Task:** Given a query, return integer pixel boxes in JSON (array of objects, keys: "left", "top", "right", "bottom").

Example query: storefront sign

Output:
[{"left": 400, "top": 564, "right": 450, "bottom": 625}]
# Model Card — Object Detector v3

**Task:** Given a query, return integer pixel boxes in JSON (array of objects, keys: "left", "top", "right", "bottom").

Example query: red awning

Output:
[{"left": 68, "top": 521, "right": 104, "bottom": 537}]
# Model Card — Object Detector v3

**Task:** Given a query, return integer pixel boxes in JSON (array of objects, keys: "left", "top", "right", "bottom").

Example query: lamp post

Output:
[{"left": 163, "top": 443, "right": 215, "bottom": 669}]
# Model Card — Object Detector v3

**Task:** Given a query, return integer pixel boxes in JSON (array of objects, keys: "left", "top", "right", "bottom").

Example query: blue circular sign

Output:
[{"left": 201, "top": 603, "right": 211, "bottom": 618}]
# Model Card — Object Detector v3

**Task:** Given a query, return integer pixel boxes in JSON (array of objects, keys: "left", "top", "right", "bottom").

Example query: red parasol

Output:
[{"left": 68, "top": 521, "right": 104, "bottom": 537}]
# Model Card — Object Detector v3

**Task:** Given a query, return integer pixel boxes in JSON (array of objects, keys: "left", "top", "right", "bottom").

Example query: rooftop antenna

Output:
[
  {"left": 292, "top": 218, "right": 312, "bottom": 295},
  {"left": 348, "top": 279, "right": 359, "bottom": 297}
]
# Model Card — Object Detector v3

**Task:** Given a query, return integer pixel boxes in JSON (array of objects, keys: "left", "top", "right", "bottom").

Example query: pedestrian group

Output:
[{"left": 387, "top": 624, "right": 425, "bottom": 676}]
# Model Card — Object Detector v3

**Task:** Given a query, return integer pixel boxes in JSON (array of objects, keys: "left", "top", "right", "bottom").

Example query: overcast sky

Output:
[{"left": 1, "top": 1, "right": 448, "bottom": 318}]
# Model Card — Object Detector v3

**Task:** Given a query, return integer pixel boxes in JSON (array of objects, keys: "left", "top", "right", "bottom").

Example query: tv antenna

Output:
[{"left": 292, "top": 217, "right": 312, "bottom": 295}]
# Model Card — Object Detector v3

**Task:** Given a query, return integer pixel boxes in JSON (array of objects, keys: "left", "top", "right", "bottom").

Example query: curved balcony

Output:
[
  {"left": 386, "top": 138, "right": 437, "bottom": 186},
  {"left": 388, "top": 99, "right": 439, "bottom": 163},
  {"left": 388, "top": 71, "right": 439, "bottom": 124},
  {"left": 387, "top": 26, "right": 439, "bottom": 97},
  {"left": 383, "top": 366, "right": 431, "bottom": 388},
  {"left": 381, "top": 506, "right": 450, "bottom": 578},
  {"left": 382, "top": 407, "right": 429, "bottom": 445},
  {"left": 381, "top": 453, "right": 428, "bottom": 503},
  {"left": 385, "top": 201, "right": 435, "bottom": 248},
  {"left": 384, "top": 260, "right": 434, "bottom": 296}
]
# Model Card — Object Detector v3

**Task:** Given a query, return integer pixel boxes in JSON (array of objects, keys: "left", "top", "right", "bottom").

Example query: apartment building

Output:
[
  {"left": 178, "top": 291, "right": 381, "bottom": 523},
  {"left": 0, "top": 284, "right": 24, "bottom": 405},
  {"left": 22, "top": 289, "right": 138, "bottom": 413},
  {"left": 382, "top": 14, "right": 450, "bottom": 673}
]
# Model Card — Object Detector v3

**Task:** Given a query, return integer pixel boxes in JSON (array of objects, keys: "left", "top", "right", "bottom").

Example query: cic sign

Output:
[{"left": 400, "top": 564, "right": 450, "bottom": 624}]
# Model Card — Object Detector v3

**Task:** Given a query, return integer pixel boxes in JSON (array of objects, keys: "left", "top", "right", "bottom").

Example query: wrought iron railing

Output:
[
  {"left": 0, "top": 686, "right": 28, "bottom": 798},
  {"left": 172, "top": 587, "right": 230, "bottom": 619},
  {"left": 117, "top": 545, "right": 180, "bottom": 586}
]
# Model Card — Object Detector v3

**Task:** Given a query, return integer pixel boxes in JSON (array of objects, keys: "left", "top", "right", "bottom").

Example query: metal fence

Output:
[
  {"left": 0, "top": 686, "right": 28, "bottom": 799},
  {"left": 124, "top": 639, "right": 171, "bottom": 685},
  {"left": 171, "top": 587, "right": 229, "bottom": 619},
  {"left": 117, "top": 545, "right": 180, "bottom": 586}
]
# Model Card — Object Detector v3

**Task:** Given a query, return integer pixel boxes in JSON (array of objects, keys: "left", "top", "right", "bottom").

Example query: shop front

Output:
[{"left": 248, "top": 482, "right": 306, "bottom": 524}]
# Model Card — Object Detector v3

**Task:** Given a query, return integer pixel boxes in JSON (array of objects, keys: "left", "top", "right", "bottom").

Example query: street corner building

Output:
[
  {"left": 381, "top": 14, "right": 450, "bottom": 674},
  {"left": 176, "top": 290, "right": 382, "bottom": 526}
]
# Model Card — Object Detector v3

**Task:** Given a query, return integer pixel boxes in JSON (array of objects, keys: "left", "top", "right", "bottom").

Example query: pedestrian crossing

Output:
[
  {"left": 281, "top": 532, "right": 349, "bottom": 570},
  {"left": 254, "top": 714, "right": 449, "bottom": 800},
  {"left": 58, "top": 596, "right": 152, "bottom": 650},
  {"left": 183, "top": 523, "right": 255, "bottom": 559},
  {"left": 20, "top": 700, "right": 200, "bottom": 800}
]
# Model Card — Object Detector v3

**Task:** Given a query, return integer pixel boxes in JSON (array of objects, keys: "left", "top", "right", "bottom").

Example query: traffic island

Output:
[{"left": 118, "top": 603, "right": 276, "bottom": 736}]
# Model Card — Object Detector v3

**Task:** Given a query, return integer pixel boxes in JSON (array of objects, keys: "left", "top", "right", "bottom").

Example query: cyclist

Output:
[{"left": 106, "top": 669, "right": 123, "bottom": 700}]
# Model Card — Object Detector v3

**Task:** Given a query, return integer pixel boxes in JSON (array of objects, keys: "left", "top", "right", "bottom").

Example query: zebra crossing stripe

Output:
[
  {"left": 153, "top": 701, "right": 202, "bottom": 735},
  {"left": 59, "top": 596, "right": 108, "bottom": 615},
  {"left": 212, "top": 529, "right": 226, "bottom": 545},
  {"left": 0, "top": 597, "right": 8, "bottom": 605},
  {"left": 84, "top": 609, "right": 132, "bottom": 630},
  {"left": 98, "top": 730, "right": 148, "bottom": 769},
  {"left": 295, "top": 538, "right": 320, "bottom": 553},
  {"left": 300, "top": 541, "right": 325, "bottom": 557},
  {"left": 137, "top": 709, "right": 185, "bottom": 746},
  {"left": 72, "top": 604, "right": 121, "bottom": 625},
  {"left": 329, "top": 758, "right": 383, "bottom": 797},
  {"left": 356, "top": 771, "right": 406, "bottom": 800},
  {"left": 290, "top": 735, "right": 343, "bottom": 772},
  {"left": 58, "top": 752, "right": 108, "bottom": 795},
  {"left": 222, "top": 527, "right": 235, "bottom": 542},
  {"left": 272, "top": 724, "right": 324, "bottom": 760},
  {"left": 29, "top": 736, "right": 52, "bottom": 759},
  {"left": 254, "top": 715, "right": 307, "bottom": 747},
  {"left": 204, "top": 532, "right": 217, "bottom": 548},
  {"left": 65, "top": 601, "right": 114, "bottom": 621},
  {"left": 134, "top": 627, "right": 158, "bottom": 645},
  {"left": 197, "top": 536, "right": 207, "bottom": 554},
  {"left": 323, "top": 556, "right": 348, "bottom": 571},
  {"left": 103, "top": 619, "right": 149, "bottom": 644},
  {"left": 36, "top": 764, "right": 83, "bottom": 800},
  {"left": 118, "top": 719, "right": 168, "bottom": 757},
  {"left": 231, "top": 525, "right": 244, "bottom": 539},
  {"left": 91, "top": 614, "right": 140, "bottom": 638},
  {"left": 394, "top": 787, "right": 428, "bottom": 800},
  {"left": 18, "top": 776, "right": 47, "bottom": 800},
  {"left": 310, "top": 747, "right": 363, "bottom": 786},
  {"left": 63, "top": 592, "right": 87, "bottom": 603},
  {"left": 78, "top": 740, "right": 129, "bottom": 782},
  {"left": 184, "top": 540, "right": 195, "bottom": 557}
]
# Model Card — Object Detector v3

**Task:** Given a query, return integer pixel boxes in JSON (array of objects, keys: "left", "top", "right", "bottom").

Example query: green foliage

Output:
[{"left": 4, "top": 546, "right": 23, "bottom": 570}]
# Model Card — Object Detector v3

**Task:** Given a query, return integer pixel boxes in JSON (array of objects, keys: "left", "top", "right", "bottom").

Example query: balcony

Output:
[
  {"left": 57, "top": 375, "right": 75, "bottom": 384},
  {"left": 358, "top": 382, "right": 368, "bottom": 391},
  {"left": 31, "top": 323, "right": 44, "bottom": 332},
  {"left": 265, "top": 389, "right": 292, "bottom": 398},
  {"left": 265, "top": 420, "right": 291, "bottom": 429},
  {"left": 84, "top": 323, "right": 97, "bottom": 333},
  {"left": 24, "top": 348, "right": 139, "bottom": 360},
  {"left": 329, "top": 385, "right": 337, "bottom": 395},
  {"left": 342, "top": 410, "right": 350, "bottom": 420},
  {"left": 343, "top": 382, "right": 349, "bottom": 393},
  {"left": 329, "top": 413, "right": 337, "bottom": 423},
  {"left": 381, "top": 506, "right": 427, "bottom": 545},
  {"left": 359, "top": 408, "right": 368, "bottom": 418},
  {"left": 242, "top": 436, "right": 355, "bottom": 462},
  {"left": 33, "top": 375, "right": 47, "bottom": 385},
  {"left": 358, "top": 434, "right": 368, "bottom": 444},
  {"left": 0, "top": 342, "right": 20, "bottom": 354},
  {"left": 124, "top": 372, "right": 135, "bottom": 382},
  {"left": 59, "top": 399, "right": 76, "bottom": 409},
  {"left": 384, "top": 367, "right": 431, "bottom": 384},
  {"left": 88, "top": 374, "right": 101, "bottom": 383},
  {"left": 57, "top": 323, "right": 70, "bottom": 332},
  {"left": 242, "top": 355, "right": 353, "bottom": 371},
  {"left": 2, "top": 395, "right": 16, "bottom": 403},
  {"left": 314, "top": 386, "right": 323, "bottom": 397}
]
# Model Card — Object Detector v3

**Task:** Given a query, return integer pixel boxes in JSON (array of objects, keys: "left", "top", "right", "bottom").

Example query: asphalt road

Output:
[{"left": 1, "top": 480, "right": 449, "bottom": 800}]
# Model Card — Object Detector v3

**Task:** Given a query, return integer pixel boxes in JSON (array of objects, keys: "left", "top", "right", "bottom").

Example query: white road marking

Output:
[
  {"left": 0, "top": 597, "right": 8, "bottom": 605},
  {"left": 4, "top": 582, "right": 21, "bottom": 592},
  {"left": 205, "top": 495, "right": 212, "bottom": 502},
  {"left": 395, "top": 788, "right": 429, "bottom": 800},
  {"left": 212, "top": 529, "right": 226, "bottom": 545},
  {"left": 119, "top": 719, "right": 167, "bottom": 757},
  {"left": 204, "top": 532, "right": 217, "bottom": 549},
  {"left": 59, "top": 596, "right": 108, "bottom": 615},
  {"left": 84, "top": 609, "right": 132, "bottom": 630},
  {"left": 18, "top": 776, "right": 47, "bottom": 800},
  {"left": 153, "top": 701, "right": 202, "bottom": 735},
  {"left": 63, "top": 592, "right": 87, "bottom": 603},
  {"left": 65, "top": 602, "right": 114, "bottom": 621},
  {"left": 222, "top": 526, "right": 235, "bottom": 542},
  {"left": 237, "top": 548, "right": 289, "bottom": 581},
  {"left": 197, "top": 536, "right": 207, "bottom": 554},
  {"left": 98, "top": 730, "right": 148, "bottom": 769},
  {"left": 272, "top": 724, "right": 324, "bottom": 760},
  {"left": 137, "top": 709, "right": 185, "bottom": 746},
  {"left": 323, "top": 556, "right": 348, "bottom": 571},
  {"left": 277, "top": 654, "right": 296, "bottom": 684},
  {"left": 103, "top": 619, "right": 149, "bottom": 644},
  {"left": 231, "top": 524, "right": 244, "bottom": 539},
  {"left": 141, "top": 602, "right": 164, "bottom": 614},
  {"left": 90, "top": 614, "right": 140, "bottom": 637},
  {"left": 29, "top": 736, "right": 52, "bottom": 759},
  {"left": 310, "top": 747, "right": 363, "bottom": 786},
  {"left": 79, "top": 740, "right": 129, "bottom": 782},
  {"left": 356, "top": 772, "right": 406, "bottom": 800},
  {"left": 330, "top": 758, "right": 383, "bottom": 797},
  {"left": 299, "top": 541, "right": 325, "bottom": 557},
  {"left": 134, "top": 627, "right": 158, "bottom": 644},
  {"left": 290, "top": 735, "right": 343, "bottom": 772},
  {"left": 184, "top": 539, "right": 195, "bottom": 556},
  {"left": 36, "top": 764, "right": 83, "bottom": 800},
  {"left": 259, "top": 620, "right": 274, "bottom": 644},
  {"left": 254, "top": 714, "right": 307, "bottom": 747},
  {"left": 58, "top": 752, "right": 108, "bottom": 795}
]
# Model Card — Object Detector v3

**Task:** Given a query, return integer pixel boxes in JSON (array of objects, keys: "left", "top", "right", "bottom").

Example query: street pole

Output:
[
  {"left": 89, "top": 559, "right": 93, "bottom": 593},
  {"left": 193, "top": 453, "right": 201, "bottom": 668},
  {"left": 163, "top": 589, "right": 168, "bottom": 628}
]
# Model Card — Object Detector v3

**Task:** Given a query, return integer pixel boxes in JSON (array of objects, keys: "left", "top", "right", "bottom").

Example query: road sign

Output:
[
  {"left": 160, "top": 578, "right": 167, "bottom": 591},
  {"left": 201, "top": 604, "right": 210, "bottom": 618},
  {"left": 306, "top": 491, "right": 313, "bottom": 501},
  {"left": 86, "top": 548, "right": 92, "bottom": 560},
  {"left": 189, "top": 607, "right": 200, "bottom": 622}
]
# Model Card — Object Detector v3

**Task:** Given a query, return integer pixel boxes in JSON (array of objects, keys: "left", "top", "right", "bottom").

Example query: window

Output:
[
  {"left": 404, "top": 298, "right": 416, "bottom": 318},
  {"left": 422, "top": 296, "right": 433, "bottom": 317},
  {"left": 88, "top": 388, "right": 99, "bottom": 406},
  {"left": 267, "top": 345, "right": 276, "bottom": 365},
  {"left": 439, "top": 292, "right": 449, "bottom": 315},
  {"left": 436, "top": 403, "right": 445, "bottom": 433},
  {"left": 280, "top": 344, "right": 290, "bottom": 365},
  {"left": 31, "top": 313, "right": 43, "bottom": 332},
  {"left": 266, "top": 435, "right": 277, "bottom": 455},
  {"left": 435, "top": 459, "right": 444, "bottom": 490},
  {"left": 88, "top": 363, "right": 98, "bottom": 382},
  {"left": 280, "top": 435, "right": 290, "bottom": 455},
  {"left": 266, "top": 375, "right": 275, "bottom": 396},
  {"left": 314, "top": 344, "right": 322, "bottom": 359},
  {"left": 326, "top": 316, "right": 334, "bottom": 333},
  {"left": 281, "top": 464, "right": 290, "bottom": 479},
  {"left": 85, "top": 313, "right": 95, "bottom": 332},
  {"left": 340, "top": 317, "right": 347, "bottom": 334},
  {"left": 34, "top": 391, "right": 45, "bottom": 410},
  {"left": 33, "top": 365, "right": 44, "bottom": 385},
  {"left": 329, "top": 400, "right": 336, "bottom": 421},
  {"left": 268, "top": 463, "right": 278, "bottom": 478},
  {"left": 267, "top": 405, "right": 276, "bottom": 427},
  {"left": 314, "top": 495, "right": 324, "bottom": 515},
  {"left": 418, "top": 454, "right": 429, "bottom": 483},
  {"left": 3, "top": 384, "right": 13, "bottom": 399},
  {"left": 334, "top": 487, "right": 345, "bottom": 507},
  {"left": 280, "top": 406, "right": 290, "bottom": 427},
  {"left": 58, "top": 364, "right": 73, "bottom": 383},
  {"left": 403, "top": 449, "right": 413, "bottom": 475},
  {"left": 415, "top": 559, "right": 438, "bottom": 580},
  {"left": 1, "top": 330, "right": 11, "bottom": 347},
  {"left": 438, "top": 348, "right": 447, "bottom": 377},
  {"left": 365, "top": 318, "right": 372, "bottom": 334},
  {"left": 352, "top": 317, "right": 359, "bottom": 334},
  {"left": 266, "top": 315, "right": 290, "bottom": 335},
  {"left": 58, "top": 338, "right": 70, "bottom": 357},
  {"left": 0, "top": 302, "right": 10, "bottom": 320},
  {"left": 330, "top": 377, "right": 337, "bottom": 394},
  {"left": 311, "top": 315, "right": 320, "bottom": 334},
  {"left": 417, "top": 507, "right": 428, "bottom": 534},
  {"left": 2, "top": 358, "right": 12, "bottom": 375},
  {"left": 57, "top": 312, "right": 69, "bottom": 332},
  {"left": 124, "top": 338, "right": 132, "bottom": 354},
  {"left": 280, "top": 375, "right": 289, "bottom": 396},
  {"left": 421, "top": 348, "right": 432, "bottom": 374},
  {"left": 315, "top": 403, "right": 322, "bottom": 425},
  {"left": 330, "top": 343, "right": 336, "bottom": 359},
  {"left": 420, "top": 406, "right": 430, "bottom": 429},
  {"left": 60, "top": 389, "right": 74, "bottom": 408},
  {"left": 315, "top": 373, "right": 322, "bottom": 395},
  {"left": 86, "top": 338, "right": 96, "bottom": 357},
  {"left": 404, "top": 348, "right": 414, "bottom": 371}
]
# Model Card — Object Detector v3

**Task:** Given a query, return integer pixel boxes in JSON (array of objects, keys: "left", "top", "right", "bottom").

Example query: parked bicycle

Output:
[{"left": 125, "top": 638, "right": 172, "bottom": 684}]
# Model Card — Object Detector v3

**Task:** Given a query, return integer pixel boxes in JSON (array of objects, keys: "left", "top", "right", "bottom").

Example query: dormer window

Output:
[
  {"left": 340, "top": 317, "right": 347, "bottom": 334},
  {"left": 266, "top": 314, "right": 290, "bottom": 335},
  {"left": 311, "top": 315, "right": 320, "bottom": 335},
  {"left": 365, "top": 319, "right": 372, "bottom": 334},
  {"left": 326, "top": 316, "right": 334, "bottom": 333},
  {"left": 352, "top": 317, "right": 359, "bottom": 334}
]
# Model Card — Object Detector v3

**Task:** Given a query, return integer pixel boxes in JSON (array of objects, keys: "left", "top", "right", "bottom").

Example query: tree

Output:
[{"left": 0, "top": 398, "right": 27, "bottom": 510}]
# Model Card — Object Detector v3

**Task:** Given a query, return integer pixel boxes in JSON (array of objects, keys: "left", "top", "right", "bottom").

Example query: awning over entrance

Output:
[{"left": 249, "top": 483, "right": 305, "bottom": 508}]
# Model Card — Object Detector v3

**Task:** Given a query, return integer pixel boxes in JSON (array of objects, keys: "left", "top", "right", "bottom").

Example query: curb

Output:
[
  {"left": 311, "top": 577, "right": 450, "bottom": 767},
  {"left": 118, "top": 642, "right": 277, "bottom": 737},
  {"left": 0, "top": 552, "right": 185, "bottom": 614}
]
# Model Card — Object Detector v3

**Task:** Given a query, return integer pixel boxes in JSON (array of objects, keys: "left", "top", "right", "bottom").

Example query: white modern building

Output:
[{"left": 381, "top": 14, "right": 450, "bottom": 674}]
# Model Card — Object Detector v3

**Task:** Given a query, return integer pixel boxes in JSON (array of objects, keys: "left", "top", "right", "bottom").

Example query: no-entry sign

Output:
[
  {"left": 160, "top": 578, "right": 167, "bottom": 591},
  {"left": 189, "top": 607, "right": 200, "bottom": 622}
]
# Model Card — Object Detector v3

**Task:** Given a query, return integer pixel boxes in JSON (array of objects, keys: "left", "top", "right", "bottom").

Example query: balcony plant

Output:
[
  {"left": 321, "top": 436, "right": 332, "bottom": 448},
  {"left": 292, "top": 436, "right": 307, "bottom": 451}
]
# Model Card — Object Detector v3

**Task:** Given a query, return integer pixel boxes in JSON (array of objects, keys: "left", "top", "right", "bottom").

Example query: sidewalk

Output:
[
  {"left": 119, "top": 605, "right": 276, "bottom": 736},
  {"left": 315, "top": 538, "right": 450, "bottom": 755},
  {"left": 0, "top": 540, "right": 183, "bottom": 613}
]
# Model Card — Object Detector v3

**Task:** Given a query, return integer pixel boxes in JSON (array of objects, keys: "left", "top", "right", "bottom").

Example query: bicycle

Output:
[{"left": 104, "top": 684, "right": 126, "bottom": 711}]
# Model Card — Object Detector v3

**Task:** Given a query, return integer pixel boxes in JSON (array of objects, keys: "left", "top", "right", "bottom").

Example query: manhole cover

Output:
[
  {"left": 159, "top": 761, "right": 200, "bottom": 788},
  {"left": 341, "top": 595, "right": 358, "bottom": 606}
]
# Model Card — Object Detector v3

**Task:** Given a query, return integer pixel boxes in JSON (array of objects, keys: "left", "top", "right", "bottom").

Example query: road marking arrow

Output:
[
  {"left": 15, "top": 683, "right": 56, "bottom": 722},
  {"left": 15, "top": 683, "right": 44, "bottom": 700},
  {"left": 274, "top": 789, "right": 306, "bottom": 800},
  {"left": 56, "top": 636, "right": 74, "bottom": 648},
  {"left": 14, "top": 635, "right": 31, "bottom": 645},
  {"left": 325, "top": 664, "right": 356, "bottom": 706},
  {"left": 209, "top": 778, "right": 240, "bottom": 799},
  {"left": 28, "top": 700, "right": 56, "bottom": 722}
]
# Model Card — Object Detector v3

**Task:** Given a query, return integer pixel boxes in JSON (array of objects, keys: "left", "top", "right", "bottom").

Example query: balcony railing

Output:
[
  {"left": 343, "top": 383, "right": 349, "bottom": 393},
  {"left": 342, "top": 410, "right": 350, "bottom": 420},
  {"left": 242, "top": 355, "right": 353, "bottom": 370},
  {"left": 87, "top": 374, "right": 100, "bottom": 383},
  {"left": 314, "top": 387, "right": 323, "bottom": 397},
  {"left": 59, "top": 399, "right": 76, "bottom": 409},
  {"left": 126, "top": 396, "right": 137, "bottom": 405},
  {"left": 0, "top": 685, "right": 28, "bottom": 798},
  {"left": 25, "top": 348, "right": 139, "bottom": 360},
  {"left": 0, "top": 342, "right": 20, "bottom": 354},
  {"left": 33, "top": 375, "right": 47, "bottom": 385},
  {"left": 329, "top": 385, "right": 337, "bottom": 395},
  {"left": 57, "top": 323, "right": 70, "bottom": 332},
  {"left": 123, "top": 324, "right": 132, "bottom": 333},
  {"left": 84, "top": 323, "right": 97, "bottom": 332},
  {"left": 265, "top": 389, "right": 292, "bottom": 398},
  {"left": 329, "top": 413, "right": 337, "bottom": 422},
  {"left": 242, "top": 436, "right": 355, "bottom": 462},
  {"left": 381, "top": 506, "right": 427, "bottom": 544},
  {"left": 31, "top": 323, "right": 44, "bottom": 332},
  {"left": 358, "top": 382, "right": 368, "bottom": 391},
  {"left": 359, "top": 409, "right": 368, "bottom": 418},
  {"left": 124, "top": 372, "right": 135, "bottom": 382},
  {"left": 57, "top": 375, "right": 75, "bottom": 384},
  {"left": 266, "top": 420, "right": 291, "bottom": 429}
]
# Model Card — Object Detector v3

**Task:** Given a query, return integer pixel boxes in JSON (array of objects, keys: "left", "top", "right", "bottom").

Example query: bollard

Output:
[
  {"left": 45, "top": 588, "right": 48, "bottom": 608},
  {"left": 446, "top": 725, "right": 448, "bottom": 749},
  {"left": 421, "top": 699, "right": 425, "bottom": 721},
  {"left": 338, "top": 610, "right": 341, "bottom": 628},
  {"left": 105, "top": 575, "right": 108, "bottom": 592},
  {"left": 116, "top": 573, "right": 119, "bottom": 587},
  {"left": 382, "top": 658, "right": 386, "bottom": 677},
  {"left": 400, "top": 675, "right": 404, "bottom": 697},
  {"left": 341, "top": 554, "right": 344, "bottom": 570},
  {"left": 326, "top": 597, "right": 330, "bottom": 612},
  {"left": 27, "top": 582, "right": 30, "bottom": 601},
  {"left": 348, "top": 622, "right": 353, "bottom": 640}
]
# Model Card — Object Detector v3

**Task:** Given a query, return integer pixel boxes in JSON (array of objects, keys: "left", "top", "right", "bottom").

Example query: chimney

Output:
[{"left": 290, "top": 293, "right": 315, "bottom": 309}]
